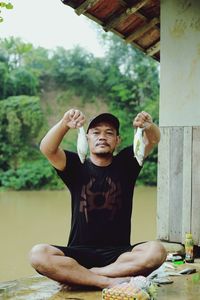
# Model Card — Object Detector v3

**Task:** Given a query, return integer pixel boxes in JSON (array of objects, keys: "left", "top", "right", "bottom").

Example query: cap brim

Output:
[{"left": 87, "top": 113, "right": 120, "bottom": 134}]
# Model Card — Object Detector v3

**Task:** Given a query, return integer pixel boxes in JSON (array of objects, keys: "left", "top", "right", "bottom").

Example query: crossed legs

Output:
[
  {"left": 29, "top": 241, "right": 166, "bottom": 289},
  {"left": 91, "top": 241, "right": 167, "bottom": 278}
]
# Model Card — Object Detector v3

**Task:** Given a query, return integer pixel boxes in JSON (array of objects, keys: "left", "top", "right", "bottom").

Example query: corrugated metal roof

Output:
[{"left": 61, "top": 0, "right": 160, "bottom": 61}]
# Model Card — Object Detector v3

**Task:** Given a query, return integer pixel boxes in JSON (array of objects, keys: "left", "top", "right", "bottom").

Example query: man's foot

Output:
[
  {"left": 106, "top": 276, "right": 131, "bottom": 288},
  {"left": 59, "top": 276, "right": 130, "bottom": 290}
]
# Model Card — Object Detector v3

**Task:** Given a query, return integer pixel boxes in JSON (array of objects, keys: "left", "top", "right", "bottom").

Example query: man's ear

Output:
[{"left": 116, "top": 135, "right": 121, "bottom": 146}]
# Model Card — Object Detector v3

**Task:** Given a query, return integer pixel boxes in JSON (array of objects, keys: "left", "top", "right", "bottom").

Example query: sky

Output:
[{"left": 0, "top": 0, "right": 105, "bottom": 56}]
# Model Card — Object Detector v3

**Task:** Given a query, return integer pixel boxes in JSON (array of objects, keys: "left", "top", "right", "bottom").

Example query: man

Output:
[{"left": 29, "top": 109, "right": 166, "bottom": 289}]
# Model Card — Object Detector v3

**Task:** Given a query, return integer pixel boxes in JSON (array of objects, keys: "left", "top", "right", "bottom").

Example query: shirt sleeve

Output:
[{"left": 53, "top": 150, "right": 81, "bottom": 190}]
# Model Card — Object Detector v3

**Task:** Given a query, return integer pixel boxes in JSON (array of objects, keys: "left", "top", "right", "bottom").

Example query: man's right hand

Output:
[
  {"left": 40, "top": 109, "right": 86, "bottom": 171},
  {"left": 62, "top": 109, "right": 86, "bottom": 129}
]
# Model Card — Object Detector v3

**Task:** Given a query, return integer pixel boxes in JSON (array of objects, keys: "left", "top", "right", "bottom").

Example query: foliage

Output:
[
  {"left": 0, "top": 95, "right": 43, "bottom": 171},
  {"left": 0, "top": 158, "right": 64, "bottom": 190},
  {"left": 50, "top": 46, "right": 106, "bottom": 99},
  {"left": 0, "top": 38, "right": 39, "bottom": 99},
  {"left": 0, "top": 1, "right": 13, "bottom": 23},
  {"left": 0, "top": 36, "right": 160, "bottom": 189}
]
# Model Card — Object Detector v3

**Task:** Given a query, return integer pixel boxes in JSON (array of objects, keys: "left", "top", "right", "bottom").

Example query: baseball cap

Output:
[{"left": 87, "top": 113, "right": 120, "bottom": 135}]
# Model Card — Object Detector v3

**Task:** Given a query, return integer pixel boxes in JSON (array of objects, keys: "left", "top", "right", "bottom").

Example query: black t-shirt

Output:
[{"left": 55, "top": 146, "right": 142, "bottom": 248}]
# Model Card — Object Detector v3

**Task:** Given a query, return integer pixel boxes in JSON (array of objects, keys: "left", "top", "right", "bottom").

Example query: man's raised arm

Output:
[
  {"left": 40, "top": 109, "right": 85, "bottom": 170},
  {"left": 133, "top": 111, "right": 160, "bottom": 158}
]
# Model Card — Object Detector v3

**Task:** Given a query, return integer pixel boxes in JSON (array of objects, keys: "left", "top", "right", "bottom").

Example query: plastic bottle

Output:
[{"left": 185, "top": 233, "right": 194, "bottom": 263}]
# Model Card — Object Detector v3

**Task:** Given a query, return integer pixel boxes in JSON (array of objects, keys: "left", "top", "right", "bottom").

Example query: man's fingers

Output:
[
  {"left": 133, "top": 111, "right": 153, "bottom": 128},
  {"left": 73, "top": 110, "right": 81, "bottom": 120},
  {"left": 141, "top": 111, "right": 152, "bottom": 121},
  {"left": 63, "top": 109, "right": 86, "bottom": 129},
  {"left": 70, "top": 110, "right": 86, "bottom": 128},
  {"left": 69, "top": 109, "right": 75, "bottom": 118}
]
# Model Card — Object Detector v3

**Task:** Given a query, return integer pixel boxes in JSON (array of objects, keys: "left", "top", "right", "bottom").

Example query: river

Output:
[{"left": 0, "top": 187, "right": 157, "bottom": 282}]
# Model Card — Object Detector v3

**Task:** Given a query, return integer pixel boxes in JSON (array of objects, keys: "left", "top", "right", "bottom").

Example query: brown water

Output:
[{"left": 0, "top": 187, "right": 157, "bottom": 282}]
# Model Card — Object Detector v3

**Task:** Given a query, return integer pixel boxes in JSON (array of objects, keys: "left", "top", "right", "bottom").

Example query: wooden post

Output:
[{"left": 158, "top": 0, "right": 200, "bottom": 245}]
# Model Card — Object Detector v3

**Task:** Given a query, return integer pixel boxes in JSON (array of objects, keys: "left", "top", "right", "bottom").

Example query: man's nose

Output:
[{"left": 98, "top": 132, "right": 106, "bottom": 139}]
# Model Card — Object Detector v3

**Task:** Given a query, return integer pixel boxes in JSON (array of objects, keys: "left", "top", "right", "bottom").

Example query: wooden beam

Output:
[
  {"left": 157, "top": 127, "right": 170, "bottom": 241},
  {"left": 84, "top": 12, "right": 146, "bottom": 53},
  {"left": 146, "top": 41, "right": 160, "bottom": 56},
  {"left": 104, "top": 0, "right": 150, "bottom": 31},
  {"left": 126, "top": 0, "right": 150, "bottom": 14},
  {"left": 75, "top": 0, "right": 100, "bottom": 16},
  {"left": 84, "top": 11, "right": 103, "bottom": 25},
  {"left": 125, "top": 17, "right": 159, "bottom": 43},
  {"left": 83, "top": 4, "right": 159, "bottom": 60}
]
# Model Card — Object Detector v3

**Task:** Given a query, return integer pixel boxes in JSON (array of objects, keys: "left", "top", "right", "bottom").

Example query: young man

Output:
[{"left": 29, "top": 109, "right": 166, "bottom": 289}]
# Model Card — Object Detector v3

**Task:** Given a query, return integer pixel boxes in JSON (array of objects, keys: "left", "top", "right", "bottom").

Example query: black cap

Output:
[{"left": 87, "top": 113, "right": 120, "bottom": 135}]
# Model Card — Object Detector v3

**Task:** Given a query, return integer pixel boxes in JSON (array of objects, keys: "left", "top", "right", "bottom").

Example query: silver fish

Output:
[
  {"left": 77, "top": 126, "right": 88, "bottom": 163},
  {"left": 133, "top": 127, "right": 145, "bottom": 166}
]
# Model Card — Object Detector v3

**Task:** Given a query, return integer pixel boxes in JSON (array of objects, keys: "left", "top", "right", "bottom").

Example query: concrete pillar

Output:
[{"left": 157, "top": 0, "right": 200, "bottom": 245}]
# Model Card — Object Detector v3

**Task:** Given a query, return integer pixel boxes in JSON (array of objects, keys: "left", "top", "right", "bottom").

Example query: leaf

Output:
[{"left": 6, "top": 2, "right": 13, "bottom": 9}]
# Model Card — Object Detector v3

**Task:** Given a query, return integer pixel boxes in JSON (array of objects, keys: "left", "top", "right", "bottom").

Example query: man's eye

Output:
[
  {"left": 107, "top": 131, "right": 114, "bottom": 135},
  {"left": 93, "top": 131, "right": 99, "bottom": 135}
]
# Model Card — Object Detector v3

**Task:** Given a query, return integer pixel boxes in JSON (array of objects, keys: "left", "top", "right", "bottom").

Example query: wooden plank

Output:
[
  {"left": 182, "top": 127, "right": 192, "bottom": 243},
  {"left": 126, "top": 17, "right": 159, "bottom": 43},
  {"left": 84, "top": 11, "right": 104, "bottom": 25},
  {"left": 146, "top": 41, "right": 160, "bottom": 56},
  {"left": 191, "top": 127, "right": 200, "bottom": 245},
  {"left": 104, "top": 0, "right": 150, "bottom": 31},
  {"left": 157, "top": 127, "right": 170, "bottom": 240},
  {"left": 168, "top": 127, "right": 183, "bottom": 242},
  {"left": 84, "top": 11, "right": 145, "bottom": 52},
  {"left": 75, "top": 0, "right": 100, "bottom": 16}
]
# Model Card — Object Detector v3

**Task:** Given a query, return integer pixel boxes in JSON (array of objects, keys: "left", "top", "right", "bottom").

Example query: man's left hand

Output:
[{"left": 133, "top": 111, "right": 153, "bottom": 128}]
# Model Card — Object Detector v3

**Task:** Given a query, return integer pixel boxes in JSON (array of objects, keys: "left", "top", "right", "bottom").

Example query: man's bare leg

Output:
[
  {"left": 29, "top": 244, "right": 130, "bottom": 289},
  {"left": 91, "top": 241, "right": 167, "bottom": 277}
]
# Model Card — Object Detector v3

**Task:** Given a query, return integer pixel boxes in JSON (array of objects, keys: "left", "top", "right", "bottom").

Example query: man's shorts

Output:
[{"left": 52, "top": 244, "right": 141, "bottom": 269}]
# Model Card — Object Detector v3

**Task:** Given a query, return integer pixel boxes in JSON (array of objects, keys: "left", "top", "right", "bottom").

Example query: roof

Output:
[{"left": 61, "top": 0, "right": 160, "bottom": 61}]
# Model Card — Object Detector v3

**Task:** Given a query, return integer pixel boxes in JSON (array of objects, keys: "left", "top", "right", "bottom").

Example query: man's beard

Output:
[{"left": 95, "top": 151, "right": 113, "bottom": 158}]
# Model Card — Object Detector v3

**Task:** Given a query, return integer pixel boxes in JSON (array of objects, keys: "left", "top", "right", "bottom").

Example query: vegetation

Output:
[
  {"left": 0, "top": 35, "right": 159, "bottom": 190},
  {"left": 0, "top": 1, "right": 13, "bottom": 23}
]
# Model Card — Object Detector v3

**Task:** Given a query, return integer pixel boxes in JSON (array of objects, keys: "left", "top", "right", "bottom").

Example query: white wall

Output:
[{"left": 160, "top": 0, "right": 200, "bottom": 126}]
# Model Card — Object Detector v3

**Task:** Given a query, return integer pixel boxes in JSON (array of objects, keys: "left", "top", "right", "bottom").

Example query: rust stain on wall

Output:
[
  {"left": 188, "top": 44, "right": 200, "bottom": 80},
  {"left": 177, "top": 0, "right": 192, "bottom": 14},
  {"left": 190, "top": 16, "right": 200, "bottom": 31},
  {"left": 170, "top": 19, "right": 186, "bottom": 38}
]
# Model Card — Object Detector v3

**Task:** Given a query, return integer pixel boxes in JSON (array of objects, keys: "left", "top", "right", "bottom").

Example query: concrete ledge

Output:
[{"left": 161, "top": 241, "right": 185, "bottom": 254}]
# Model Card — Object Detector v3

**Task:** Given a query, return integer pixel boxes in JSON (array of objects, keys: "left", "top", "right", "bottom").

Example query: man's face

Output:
[{"left": 87, "top": 122, "right": 120, "bottom": 155}]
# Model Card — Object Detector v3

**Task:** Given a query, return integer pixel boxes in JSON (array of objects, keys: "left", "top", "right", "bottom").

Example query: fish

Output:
[
  {"left": 77, "top": 126, "right": 88, "bottom": 163},
  {"left": 133, "top": 127, "right": 145, "bottom": 166}
]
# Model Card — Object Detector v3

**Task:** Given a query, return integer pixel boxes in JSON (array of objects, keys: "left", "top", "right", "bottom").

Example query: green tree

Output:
[
  {"left": 0, "top": 37, "right": 32, "bottom": 68},
  {"left": 0, "top": 95, "right": 64, "bottom": 190},
  {"left": 51, "top": 46, "right": 106, "bottom": 99},
  {"left": 13, "top": 68, "right": 39, "bottom": 95},
  {"left": 0, "top": 61, "right": 8, "bottom": 98},
  {"left": 0, "top": 95, "right": 43, "bottom": 170},
  {"left": 0, "top": 38, "right": 39, "bottom": 98}
]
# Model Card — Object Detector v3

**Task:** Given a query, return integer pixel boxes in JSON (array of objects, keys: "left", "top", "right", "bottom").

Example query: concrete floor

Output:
[{"left": 0, "top": 260, "right": 200, "bottom": 300}]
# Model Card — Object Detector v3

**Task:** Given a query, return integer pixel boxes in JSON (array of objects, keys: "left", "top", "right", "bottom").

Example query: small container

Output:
[{"left": 185, "top": 233, "right": 194, "bottom": 263}]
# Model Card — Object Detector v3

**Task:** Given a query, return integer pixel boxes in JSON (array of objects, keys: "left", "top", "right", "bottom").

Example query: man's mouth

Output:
[{"left": 96, "top": 143, "right": 109, "bottom": 147}]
